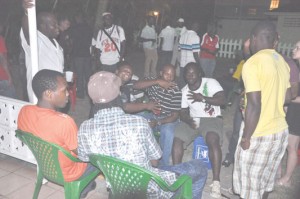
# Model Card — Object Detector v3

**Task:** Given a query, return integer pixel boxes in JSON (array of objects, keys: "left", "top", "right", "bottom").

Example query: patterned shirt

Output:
[
  {"left": 179, "top": 30, "right": 200, "bottom": 68},
  {"left": 146, "top": 77, "right": 182, "bottom": 116},
  {"left": 78, "top": 107, "right": 176, "bottom": 198}
]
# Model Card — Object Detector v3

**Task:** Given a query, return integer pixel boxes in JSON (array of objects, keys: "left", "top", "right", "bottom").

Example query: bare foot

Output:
[{"left": 276, "top": 178, "right": 292, "bottom": 187}]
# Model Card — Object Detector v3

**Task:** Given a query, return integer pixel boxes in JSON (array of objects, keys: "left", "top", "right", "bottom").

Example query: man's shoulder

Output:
[
  {"left": 181, "top": 84, "right": 189, "bottom": 92},
  {"left": 203, "top": 78, "right": 222, "bottom": 87}
]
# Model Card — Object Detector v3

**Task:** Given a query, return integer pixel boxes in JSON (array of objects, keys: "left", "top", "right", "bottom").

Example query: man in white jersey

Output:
[{"left": 95, "top": 12, "right": 126, "bottom": 73}]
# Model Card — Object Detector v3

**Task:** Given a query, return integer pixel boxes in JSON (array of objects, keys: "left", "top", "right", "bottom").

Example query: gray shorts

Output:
[{"left": 174, "top": 117, "right": 223, "bottom": 149}]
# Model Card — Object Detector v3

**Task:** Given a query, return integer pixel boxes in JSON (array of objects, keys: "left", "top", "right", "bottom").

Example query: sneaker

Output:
[
  {"left": 80, "top": 181, "right": 97, "bottom": 198},
  {"left": 210, "top": 181, "right": 221, "bottom": 198}
]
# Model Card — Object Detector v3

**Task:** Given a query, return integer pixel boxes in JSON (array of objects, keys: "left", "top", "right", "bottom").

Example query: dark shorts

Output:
[{"left": 174, "top": 117, "right": 223, "bottom": 149}]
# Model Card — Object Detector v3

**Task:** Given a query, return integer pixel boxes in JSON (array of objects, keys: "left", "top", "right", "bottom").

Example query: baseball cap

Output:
[
  {"left": 178, "top": 18, "right": 184, "bottom": 23},
  {"left": 102, "top": 12, "right": 112, "bottom": 17},
  {"left": 88, "top": 71, "right": 121, "bottom": 104}
]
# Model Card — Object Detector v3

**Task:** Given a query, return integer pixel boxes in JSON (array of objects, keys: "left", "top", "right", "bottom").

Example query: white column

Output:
[{"left": 27, "top": 0, "right": 38, "bottom": 104}]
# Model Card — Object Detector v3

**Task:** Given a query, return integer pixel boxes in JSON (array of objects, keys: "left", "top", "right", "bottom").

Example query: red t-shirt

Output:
[
  {"left": 0, "top": 36, "right": 9, "bottom": 80},
  {"left": 18, "top": 105, "right": 87, "bottom": 182},
  {"left": 200, "top": 33, "right": 219, "bottom": 59}
]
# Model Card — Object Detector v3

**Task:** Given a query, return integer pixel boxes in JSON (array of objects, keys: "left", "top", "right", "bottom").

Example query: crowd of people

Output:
[{"left": 0, "top": 0, "right": 298, "bottom": 199}]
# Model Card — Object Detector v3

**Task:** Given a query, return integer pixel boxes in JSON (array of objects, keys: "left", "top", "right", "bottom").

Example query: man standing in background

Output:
[
  {"left": 199, "top": 23, "right": 219, "bottom": 78},
  {"left": 158, "top": 20, "right": 175, "bottom": 68},
  {"left": 172, "top": 18, "right": 187, "bottom": 76},
  {"left": 140, "top": 16, "right": 158, "bottom": 77},
  {"left": 178, "top": 22, "right": 200, "bottom": 88},
  {"left": 95, "top": 12, "right": 126, "bottom": 73}
]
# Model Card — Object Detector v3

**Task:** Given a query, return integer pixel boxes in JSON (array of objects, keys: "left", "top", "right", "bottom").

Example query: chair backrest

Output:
[
  {"left": 15, "top": 130, "right": 76, "bottom": 184},
  {"left": 89, "top": 154, "right": 185, "bottom": 199}
]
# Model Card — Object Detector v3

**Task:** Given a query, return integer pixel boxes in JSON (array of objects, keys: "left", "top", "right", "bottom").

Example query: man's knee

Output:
[
  {"left": 205, "top": 131, "right": 220, "bottom": 147},
  {"left": 173, "top": 137, "right": 184, "bottom": 149}
]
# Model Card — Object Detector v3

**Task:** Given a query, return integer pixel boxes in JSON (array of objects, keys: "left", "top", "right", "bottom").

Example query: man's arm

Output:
[
  {"left": 193, "top": 52, "right": 200, "bottom": 65},
  {"left": 139, "top": 36, "right": 156, "bottom": 43},
  {"left": 21, "top": 0, "right": 35, "bottom": 45},
  {"left": 290, "top": 83, "right": 298, "bottom": 100},
  {"left": 159, "top": 37, "right": 164, "bottom": 50},
  {"left": 285, "top": 87, "right": 292, "bottom": 105},
  {"left": 133, "top": 79, "right": 176, "bottom": 90},
  {"left": 0, "top": 53, "right": 12, "bottom": 84},
  {"left": 122, "top": 101, "right": 160, "bottom": 114},
  {"left": 180, "top": 108, "right": 196, "bottom": 129},
  {"left": 120, "top": 40, "right": 126, "bottom": 61},
  {"left": 241, "top": 91, "right": 261, "bottom": 149},
  {"left": 187, "top": 90, "right": 226, "bottom": 106}
]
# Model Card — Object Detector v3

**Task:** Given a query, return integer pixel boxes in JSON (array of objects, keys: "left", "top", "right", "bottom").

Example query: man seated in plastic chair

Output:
[
  {"left": 77, "top": 71, "right": 208, "bottom": 199},
  {"left": 17, "top": 69, "right": 98, "bottom": 198}
]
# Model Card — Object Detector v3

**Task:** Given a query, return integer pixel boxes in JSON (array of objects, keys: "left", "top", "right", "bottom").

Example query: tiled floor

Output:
[{"left": 0, "top": 154, "right": 109, "bottom": 199}]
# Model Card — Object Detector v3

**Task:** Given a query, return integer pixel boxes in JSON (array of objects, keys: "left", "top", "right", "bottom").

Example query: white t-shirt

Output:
[
  {"left": 140, "top": 25, "right": 157, "bottom": 49},
  {"left": 181, "top": 78, "right": 223, "bottom": 118},
  {"left": 159, "top": 26, "right": 175, "bottom": 51},
  {"left": 20, "top": 29, "right": 64, "bottom": 103},
  {"left": 95, "top": 25, "right": 126, "bottom": 65},
  {"left": 179, "top": 30, "right": 200, "bottom": 68}
]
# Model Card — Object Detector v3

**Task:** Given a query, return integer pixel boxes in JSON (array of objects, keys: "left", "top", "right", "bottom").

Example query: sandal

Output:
[{"left": 222, "top": 159, "right": 231, "bottom": 167}]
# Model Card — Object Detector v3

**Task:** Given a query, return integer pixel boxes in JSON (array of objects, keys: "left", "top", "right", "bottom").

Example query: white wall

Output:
[
  {"left": 217, "top": 19, "right": 259, "bottom": 40},
  {"left": 217, "top": 16, "right": 299, "bottom": 44}
]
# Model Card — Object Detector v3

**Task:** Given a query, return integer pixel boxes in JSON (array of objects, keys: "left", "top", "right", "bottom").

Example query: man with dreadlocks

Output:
[{"left": 172, "top": 62, "right": 225, "bottom": 198}]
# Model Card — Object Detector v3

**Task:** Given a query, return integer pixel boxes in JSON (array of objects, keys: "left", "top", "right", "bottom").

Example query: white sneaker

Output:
[{"left": 210, "top": 181, "right": 221, "bottom": 198}]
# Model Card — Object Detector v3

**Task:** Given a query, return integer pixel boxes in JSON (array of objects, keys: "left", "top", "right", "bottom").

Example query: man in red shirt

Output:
[
  {"left": 0, "top": 21, "right": 15, "bottom": 98},
  {"left": 199, "top": 23, "right": 219, "bottom": 78},
  {"left": 18, "top": 69, "right": 98, "bottom": 198}
]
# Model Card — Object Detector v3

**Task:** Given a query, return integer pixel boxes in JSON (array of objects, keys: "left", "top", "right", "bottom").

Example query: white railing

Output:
[
  {"left": 0, "top": 96, "right": 36, "bottom": 164},
  {"left": 217, "top": 38, "right": 294, "bottom": 59}
]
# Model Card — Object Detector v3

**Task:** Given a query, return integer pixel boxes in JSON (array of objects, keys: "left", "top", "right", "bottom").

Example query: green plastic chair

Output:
[
  {"left": 15, "top": 130, "right": 100, "bottom": 199},
  {"left": 89, "top": 154, "right": 192, "bottom": 199}
]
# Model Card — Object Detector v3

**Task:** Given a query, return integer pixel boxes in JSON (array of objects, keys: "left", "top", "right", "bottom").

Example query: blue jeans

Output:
[
  {"left": 160, "top": 159, "right": 208, "bottom": 199},
  {"left": 200, "top": 58, "right": 216, "bottom": 78},
  {"left": 79, "top": 163, "right": 98, "bottom": 197},
  {"left": 140, "top": 112, "right": 178, "bottom": 166}
]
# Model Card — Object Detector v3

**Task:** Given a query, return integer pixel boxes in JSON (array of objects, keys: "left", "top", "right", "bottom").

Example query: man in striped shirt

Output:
[
  {"left": 178, "top": 22, "right": 201, "bottom": 88},
  {"left": 133, "top": 64, "right": 182, "bottom": 166}
]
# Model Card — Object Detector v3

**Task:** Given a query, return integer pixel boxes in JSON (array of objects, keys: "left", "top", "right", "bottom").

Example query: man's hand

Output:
[
  {"left": 186, "top": 118, "right": 197, "bottom": 129},
  {"left": 243, "top": 38, "right": 251, "bottom": 58},
  {"left": 23, "top": 0, "right": 34, "bottom": 9},
  {"left": 240, "top": 138, "right": 250, "bottom": 150},
  {"left": 148, "top": 119, "right": 158, "bottom": 128},
  {"left": 187, "top": 91, "right": 204, "bottom": 103},
  {"left": 146, "top": 101, "right": 161, "bottom": 113},
  {"left": 157, "top": 79, "right": 176, "bottom": 90}
]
